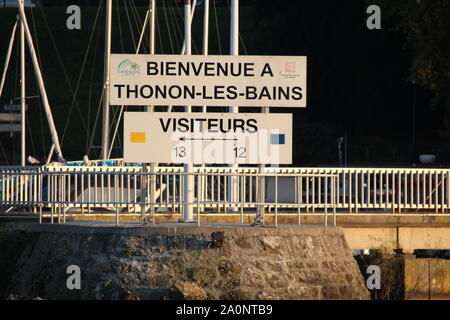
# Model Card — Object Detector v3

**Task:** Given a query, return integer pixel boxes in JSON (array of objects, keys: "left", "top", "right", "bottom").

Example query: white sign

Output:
[
  {"left": 4, "top": 104, "right": 26, "bottom": 111},
  {"left": 124, "top": 112, "right": 292, "bottom": 164},
  {"left": 110, "top": 54, "right": 307, "bottom": 107},
  {"left": 0, "top": 113, "right": 20, "bottom": 121},
  {"left": 0, "top": 124, "right": 21, "bottom": 132}
]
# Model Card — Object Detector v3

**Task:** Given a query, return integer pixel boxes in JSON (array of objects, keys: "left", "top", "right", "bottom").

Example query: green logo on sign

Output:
[{"left": 117, "top": 59, "right": 140, "bottom": 76}]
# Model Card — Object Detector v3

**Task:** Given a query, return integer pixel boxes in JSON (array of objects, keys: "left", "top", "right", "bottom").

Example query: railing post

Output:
[
  {"left": 197, "top": 173, "right": 201, "bottom": 227},
  {"left": 149, "top": 163, "right": 156, "bottom": 224},
  {"left": 140, "top": 164, "right": 148, "bottom": 224},
  {"left": 240, "top": 174, "right": 244, "bottom": 224},
  {"left": 275, "top": 175, "right": 278, "bottom": 228},
  {"left": 253, "top": 171, "right": 265, "bottom": 226},
  {"left": 116, "top": 203, "right": 119, "bottom": 227},
  {"left": 333, "top": 176, "right": 337, "bottom": 227},
  {"left": 324, "top": 176, "right": 328, "bottom": 227},
  {"left": 297, "top": 176, "right": 301, "bottom": 226}
]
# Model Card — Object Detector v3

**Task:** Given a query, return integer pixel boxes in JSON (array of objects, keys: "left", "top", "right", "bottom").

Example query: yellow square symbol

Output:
[{"left": 130, "top": 132, "right": 146, "bottom": 143}]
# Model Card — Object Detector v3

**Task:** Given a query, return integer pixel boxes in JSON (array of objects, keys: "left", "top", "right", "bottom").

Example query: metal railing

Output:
[{"left": 1, "top": 166, "right": 450, "bottom": 221}]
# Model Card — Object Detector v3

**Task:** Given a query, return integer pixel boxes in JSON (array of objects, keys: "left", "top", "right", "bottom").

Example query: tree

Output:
[{"left": 370, "top": 0, "right": 450, "bottom": 134}]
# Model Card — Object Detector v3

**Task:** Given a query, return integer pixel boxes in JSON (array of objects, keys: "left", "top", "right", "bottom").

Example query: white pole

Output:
[
  {"left": 150, "top": 0, "right": 155, "bottom": 55},
  {"left": 17, "top": 0, "right": 64, "bottom": 162},
  {"left": 45, "top": 144, "right": 55, "bottom": 165},
  {"left": 0, "top": 17, "right": 18, "bottom": 99},
  {"left": 147, "top": 0, "right": 155, "bottom": 112},
  {"left": 136, "top": 10, "right": 149, "bottom": 53},
  {"left": 20, "top": 11, "right": 25, "bottom": 166},
  {"left": 180, "top": 0, "right": 197, "bottom": 55},
  {"left": 230, "top": 0, "right": 238, "bottom": 112},
  {"left": 202, "top": 0, "right": 209, "bottom": 113},
  {"left": 229, "top": 0, "right": 239, "bottom": 209},
  {"left": 102, "top": 0, "right": 112, "bottom": 161},
  {"left": 183, "top": 0, "right": 194, "bottom": 222}
]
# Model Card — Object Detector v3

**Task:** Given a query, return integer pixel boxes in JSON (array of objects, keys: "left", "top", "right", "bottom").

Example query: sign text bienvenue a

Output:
[{"left": 110, "top": 54, "right": 307, "bottom": 107}]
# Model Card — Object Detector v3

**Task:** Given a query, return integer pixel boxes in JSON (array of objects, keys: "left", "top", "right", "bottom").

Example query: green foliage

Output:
[
  {"left": 369, "top": 0, "right": 450, "bottom": 134},
  {"left": 355, "top": 250, "right": 405, "bottom": 300}
]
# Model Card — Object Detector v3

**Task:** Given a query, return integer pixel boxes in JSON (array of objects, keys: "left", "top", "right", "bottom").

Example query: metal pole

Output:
[
  {"left": 202, "top": 0, "right": 209, "bottom": 56},
  {"left": 17, "top": 0, "right": 64, "bottom": 162},
  {"left": 147, "top": 0, "right": 155, "bottom": 112},
  {"left": 275, "top": 176, "right": 278, "bottom": 227},
  {"left": 102, "top": 0, "right": 112, "bottom": 160},
  {"left": 180, "top": 0, "right": 197, "bottom": 55},
  {"left": 182, "top": 0, "right": 194, "bottom": 222},
  {"left": 45, "top": 144, "right": 55, "bottom": 165},
  {"left": 150, "top": 0, "right": 155, "bottom": 55},
  {"left": 20, "top": 13, "right": 25, "bottom": 166},
  {"left": 0, "top": 17, "right": 18, "bottom": 99},
  {"left": 136, "top": 10, "right": 150, "bottom": 53},
  {"left": 229, "top": 0, "right": 238, "bottom": 113},
  {"left": 202, "top": 0, "right": 209, "bottom": 113},
  {"left": 228, "top": 0, "right": 239, "bottom": 210}
]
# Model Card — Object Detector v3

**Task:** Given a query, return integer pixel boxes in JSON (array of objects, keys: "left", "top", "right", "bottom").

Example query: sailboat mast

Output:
[
  {"left": 150, "top": 0, "right": 155, "bottom": 55},
  {"left": 228, "top": 0, "right": 239, "bottom": 206},
  {"left": 17, "top": 0, "right": 64, "bottom": 162},
  {"left": 147, "top": 0, "right": 155, "bottom": 112},
  {"left": 182, "top": 0, "right": 194, "bottom": 222},
  {"left": 20, "top": 11, "right": 25, "bottom": 166},
  {"left": 202, "top": 0, "right": 209, "bottom": 113},
  {"left": 102, "top": 0, "right": 112, "bottom": 160},
  {"left": 229, "top": 0, "right": 238, "bottom": 114}
]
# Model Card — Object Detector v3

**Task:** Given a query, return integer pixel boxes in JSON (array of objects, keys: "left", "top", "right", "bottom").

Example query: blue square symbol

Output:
[{"left": 270, "top": 134, "right": 285, "bottom": 145}]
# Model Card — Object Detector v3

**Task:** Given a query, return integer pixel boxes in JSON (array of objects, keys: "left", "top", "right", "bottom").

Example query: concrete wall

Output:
[{"left": 344, "top": 227, "right": 450, "bottom": 252}]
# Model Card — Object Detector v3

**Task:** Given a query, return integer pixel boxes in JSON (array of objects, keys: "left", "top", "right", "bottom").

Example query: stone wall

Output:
[{"left": 6, "top": 224, "right": 369, "bottom": 300}]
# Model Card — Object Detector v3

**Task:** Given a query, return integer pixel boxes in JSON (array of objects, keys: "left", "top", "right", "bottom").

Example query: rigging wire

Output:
[
  {"left": 168, "top": 0, "right": 182, "bottom": 52},
  {"left": 173, "top": 0, "right": 199, "bottom": 54},
  {"left": 212, "top": 0, "right": 222, "bottom": 55},
  {"left": 86, "top": 82, "right": 105, "bottom": 159},
  {"left": 123, "top": 0, "right": 137, "bottom": 50},
  {"left": 111, "top": 0, "right": 127, "bottom": 156},
  {"left": 162, "top": 0, "right": 175, "bottom": 53},
  {"left": 130, "top": 0, "right": 147, "bottom": 53},
  {"left": 0, "top": 139, "right": 9, "bottom": 165},
  {"left": 155, "top": 1, "right": 164, "bottom": 53},
  {"left": 86, "top": 3, "right": 104, "bottom": 154},
  {"left": 58, "top": 0, "right": 103, "bottom": 156},
  {"left": 35, "top": 3, "right": 90, "bottom": 145}
]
